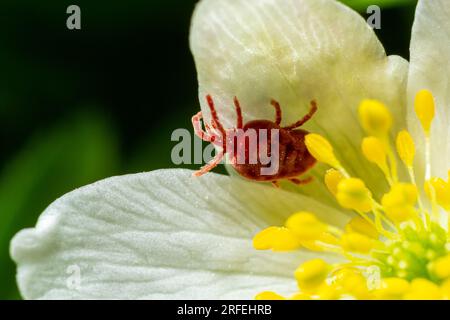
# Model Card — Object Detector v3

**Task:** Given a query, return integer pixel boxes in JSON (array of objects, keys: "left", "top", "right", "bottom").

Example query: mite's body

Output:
[{"left": 192, "top": 95, "right": 317, "bottom": 186}]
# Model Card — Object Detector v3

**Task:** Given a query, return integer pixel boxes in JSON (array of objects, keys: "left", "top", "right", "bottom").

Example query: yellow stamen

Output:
[
  {"left": 396, "top": 130, "right": 415, "bottom": 168},
  {"left": 414, "top": 89, "right": 435, "bottom": 136},
  {"left": 285, "top": 212, "right": 327, "bottom": 241},
  {"left": 253, "top": 90, "right": 450, "bottom": 300},
  {"left": 295, "top": 259, "right": 330, "bottom": 293},
  {"left": 253, "top": 227, "right": 301, "bottom": 251},
  {"left": 336, "top": 178, "right": 373, "bottom": 213},
  {"left": 324, "top": 169, "right": 344, "bottom": 196},
  {"left": 345, "top": 217, "right": 378, "bottom": 239},
  {"left": 290, "top": 292, "right": 312, "bottom": 300},
  {"left": 362, "top": 136, "right": 392, "bottom": 184},
  {"left": 340, "top": 233, "right": 376, "bottom": 254},
  {"left": 441, "top": 279, "right": 450, "bottom": 299},
  {"left": 316, "top": 284, "right": 340, "bottom": 300},
  {"left": 381, "top": 183, "right": 418, "bottom": 224},
  {"left": 403, "top": 279, "right": 441, "bottom": 300},
  {"left": 429, "top": 254, "right": 450, "bottom": 280},
  {"left": 305, "top": 134, "right": 346, "bottom": 174},
  {"left": 333, "top": 268, "right": 370, "bottom": 299},
  {"left": 359, "top": 99, "right": 392, "bottom": 136},
  {"left": 374, "top": 278, "right": 410, "bottom": 300},
  {"left": 425, "top": 178, "right": 450, "bottom": 211},
  {"left": 255, "top": 291, "right": 285, "bottom": 300},
  {"left": 424, "top": 180, "right": 442, "bottom": 222}
]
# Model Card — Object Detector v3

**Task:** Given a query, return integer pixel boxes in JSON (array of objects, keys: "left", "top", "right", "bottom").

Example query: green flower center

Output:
[{"left": 375, "top": 224, "right": 448, "bottom": 283}]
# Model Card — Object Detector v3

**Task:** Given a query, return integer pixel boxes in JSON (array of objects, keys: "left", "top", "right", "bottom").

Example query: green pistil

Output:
[{"left": 373, "top": 223, "right": 448, "bottom": 283}]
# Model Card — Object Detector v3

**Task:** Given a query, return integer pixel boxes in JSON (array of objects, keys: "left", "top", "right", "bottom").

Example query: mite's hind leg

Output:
[
  {"left": 206, "top": 95, "right": 226, "bottom": 138},
  {"left": 234, "top": 97, "right": 244, "bottom": 129},
  {"left": 289, "top": 177, "right": 314, "bottom": 185},
  {"left": 193, "top": 150, "right": 225, "bottom": 177},
  {"left": 270, "top": 99, "right": 282, "bottom": 126},
  {"left": 283, "top": 100, "right": 318, "bottom": 130},
  {"left": 192, "top": 112, "right": 214, "bottom": 142}
]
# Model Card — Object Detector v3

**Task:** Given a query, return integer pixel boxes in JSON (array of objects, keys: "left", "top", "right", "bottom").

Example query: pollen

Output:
[
  {"left": 381, "top": 183, "right": 418, "bottom": 223},
  {"left": 345, "top": 217, "right": 378, "bottom": 239},
  {"left": 415, "top": 89, "right": 435, "bottom": 136},
  {"left": 359, "top": 99, "right": 393, "bottom": 136},
  {"left": 425, "top": 178, "right": 450, "bottom": 211},
  {"left": 253, "top": 226, "right": 301, "bottom": 251},
  {"left": 285, "top": 212, "right": 328, "bottom": 241},
  {"left": 253, "top": 90, "right": 450, "bottom": 300},
  {"left": 430, "top": 254, "right": 450, "bottom": 280},
  {"left": 324, "top": 169, "right": 344, "bottom": 196},
  {"left": 294, "top": 259, "right": 330, "bottom": 292},
  {"left": 396, "top": 130, "right": 415, "bottom": 168},
  {"left": 305, "top": 134, "right": 343, "bottom": 171},
  {"left": 336, "top": 178, "right": 373, "bottom": 213}
]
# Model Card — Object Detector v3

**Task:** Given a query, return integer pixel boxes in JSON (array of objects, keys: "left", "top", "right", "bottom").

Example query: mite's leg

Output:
[
  {"left": 283, "top": 100, "right": 318, "bottom": 130},
  {"left": 271, "top": 181, "right": 280, "bottom": 188},
  {"left": 193, "top": 150, "right": 225, "bottom": 177},
  {"left": 206, "top": 95, "right": 227, "bottom": 138},
  {"left": 289, "top": 177, "right": 314, "bottom": 185},
  {"left": 192, "top": 112, "right": 214, "bottom": 142},
  {"left": 234, "top": 97, "right": 244, "bottom": 129},
  {"left": 270, "top": 99, "right": 282, "bottom": 126}
]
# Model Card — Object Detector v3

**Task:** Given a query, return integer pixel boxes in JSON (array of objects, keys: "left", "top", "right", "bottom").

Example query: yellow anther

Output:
[
  {"left": 396, "top": 130, "right": 415, "bottom": 168},
  {"left": 290, "top": 292, "right": 312, "bottom": 300},
  {"left": 362, "top": 136, "right": 387, "bottom": 166},
  {"left": 381, "top": 183, "right": 418, "bottom": 223},
  {"left": 345, "top": 217, "right": 378, "bottom": 239},
  {"left": 340, "top": 233, "right": 375, "bottom": 254},
  {"left": 403, "top": 279, "right": 441, "bottom": 300},
  {"left": 336, "top": 178, "right": 373, "bottom": 213},
  {"left": 255, "top": 291, "right": 285, "bottom": 300},
  {"left": 441, "top": 279, "right": 450, "bottom": 300},
  {"left": 361, "top": 137, "right": 391, "bottom": 181},
  {"left": 430, "top": 254, "right": 450, "bottom": 280},
  {"left": 425, "top": 178, "right": 450, "bottom": 211},
  {"left": 324, "top": 169, "right": 344, "bottom": 196},
  {"left": 317, "top": 284, "right": 341, "bottom": 300},
  {"left": 359, "top": 99, "right": 393, "bottom": 136},
  {"left": 305, "top": 134, "right": 342, "bottom": 169},
  {"left": 295, "top": 259, "right": 330, "bottom": 292},
  {"left": 374, "top": 278, "right": 410, "bottom": 300},
  {"left": 253, "top": 226, "right": 301, "bottom": 251},
  {"left": 333, "top": 268, "right": 370, "bottom": 299},
  {"left": 414, "top": 89, "right": 435, "bottom": 135},
  {"left": 317, "top": 232, "right": 340, "bottom": 246},
  {"left": 285, "top": 212, "right": 327, "bottom": 241}
]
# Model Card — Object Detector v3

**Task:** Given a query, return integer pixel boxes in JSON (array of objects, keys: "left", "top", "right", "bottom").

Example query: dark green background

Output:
[{"left": 0, "top": 0, "right": 417, "bottom": 299}]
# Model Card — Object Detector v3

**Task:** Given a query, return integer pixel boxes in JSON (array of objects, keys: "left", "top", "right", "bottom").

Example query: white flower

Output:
[{"left": 10, "top": 0, "right": 450, "bottom": 299}]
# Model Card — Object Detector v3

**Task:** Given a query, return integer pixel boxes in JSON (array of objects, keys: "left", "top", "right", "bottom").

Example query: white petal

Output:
[
  {"left": 11, "top": 169, "right": 347, "bottom": 300},
  {"left": 190, "top": 0, "right": 408, "bottom": 198},
  {"left": 408, "top": 0, "right": 450, "bottom": 179}
]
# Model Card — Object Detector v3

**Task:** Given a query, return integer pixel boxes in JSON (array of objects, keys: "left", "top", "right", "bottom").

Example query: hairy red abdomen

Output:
[
  {"left": 230, "top": 120, "right": 316, "bottom": 181},
  {"left": 192, "top": 96, "right": 318, "bottom": 186}
]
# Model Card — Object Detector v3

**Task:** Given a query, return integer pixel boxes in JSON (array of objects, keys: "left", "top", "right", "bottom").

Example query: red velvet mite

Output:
[{"left": 192, "top": 95, "right": 318, "bottom": 186}]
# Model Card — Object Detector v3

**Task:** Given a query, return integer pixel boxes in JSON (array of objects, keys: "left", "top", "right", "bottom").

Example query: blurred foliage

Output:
[
  {"left": 342, "top": 0, "right": 416, "bottom": 11},
  {"left": 0, "top": 0, "right": 418, "bottom": 299},
  {"left": 0, "top": 113, "right": 119, "bottom": 299}
]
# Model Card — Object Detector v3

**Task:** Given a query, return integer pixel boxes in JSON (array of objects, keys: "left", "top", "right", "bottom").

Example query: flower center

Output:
[
  {"left": 375, "top": 223, "right": 448, "bottom": 282},
  {"left": 253, "top": 90, "right": 450, "bottom": 300}
]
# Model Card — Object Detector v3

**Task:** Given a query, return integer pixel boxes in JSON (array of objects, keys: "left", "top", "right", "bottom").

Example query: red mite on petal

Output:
[{"left": 192, "top": 95, "right": 317, "bottom": 186}]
